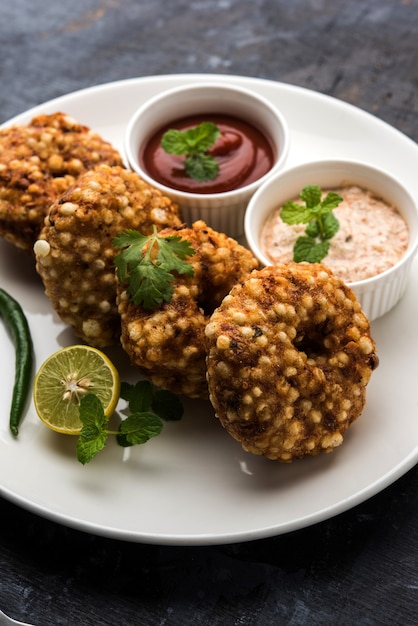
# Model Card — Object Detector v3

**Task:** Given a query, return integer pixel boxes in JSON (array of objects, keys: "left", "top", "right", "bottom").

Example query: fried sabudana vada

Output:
[
  {"left": 34, "top": 164, "right": 182, "bottom": 347},
  {"left": 117, "top": 220, "right": 260, "bottom": 399},
  {"left": 205, "top": 263, "right": 378, "bottom": 462},
  {"left": 0, "top": 112, "right": 123, "bottom": 252}
]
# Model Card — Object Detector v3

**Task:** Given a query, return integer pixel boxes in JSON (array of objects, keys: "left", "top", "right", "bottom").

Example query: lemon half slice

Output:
[{"left": 33, "top": 345, "right": 120, "bottom": 434}]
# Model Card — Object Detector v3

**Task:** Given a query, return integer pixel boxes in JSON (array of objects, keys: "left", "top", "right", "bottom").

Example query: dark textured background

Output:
[
  {"left": 1, "top": 1, "right": 417, "bottom": 624},
  {"left": 2, "top": 0, "right": 417, "bottom": 141}
]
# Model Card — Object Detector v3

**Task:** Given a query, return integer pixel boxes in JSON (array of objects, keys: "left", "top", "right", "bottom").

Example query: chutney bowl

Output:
[{"left": 244, "top": 159, "right": 418, "bottom": 320}]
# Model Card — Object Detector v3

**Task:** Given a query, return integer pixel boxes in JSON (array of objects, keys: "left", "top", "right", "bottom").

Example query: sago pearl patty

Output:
[
  {"left": 34, "top": 164, "right": 182, "bottom": 347},
  {"left": 117, "top": 220, "right": 260, "bottom": 399},
  {"left": 0, "top": 112, "right": 123, "bottom": 252},
  {"left": 205, "top": 263, "right": 379, "bottom": 462}
]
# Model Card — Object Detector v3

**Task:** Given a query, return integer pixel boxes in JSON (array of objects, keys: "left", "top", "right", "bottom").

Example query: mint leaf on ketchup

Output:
[{"left": 161, "top": 122, "right": 221, "bottom": 182}]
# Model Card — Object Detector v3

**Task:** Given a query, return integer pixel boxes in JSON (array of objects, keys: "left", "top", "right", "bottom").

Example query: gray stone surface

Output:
[{"left": 1, "top": 0, "right": 417, "bottom": 142}]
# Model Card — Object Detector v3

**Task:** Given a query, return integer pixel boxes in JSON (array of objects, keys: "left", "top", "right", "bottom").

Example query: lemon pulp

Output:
[{"left": 33, "top": 345, "right": 120, "bottom": 434}]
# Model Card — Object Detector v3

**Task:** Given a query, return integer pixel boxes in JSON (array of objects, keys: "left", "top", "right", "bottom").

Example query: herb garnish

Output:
[
  {"left": 76, "top": 380, "right": 183, "bottom": 464},
  {"left": 161, "top": 121, "right": 221, "bottom": 182},
  {"left": 113, "top": 227, "right": 195, "bottom": 309},
  {"left": 280, "top": 185, "right": 342, "bottom": 263}
]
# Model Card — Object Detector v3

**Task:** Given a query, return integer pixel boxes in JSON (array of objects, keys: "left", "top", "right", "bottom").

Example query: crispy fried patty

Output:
[
  {"left": 205, "top": 263, "right": 378, "bottom": 462},
  {"left": 0, "top": 112, "right": 123, "bottom": 252},
  {"left": 34, "top": 164, "right": 182, "bottom": 347},
  {"left": 117, "top": 220, "right": 260, "bottom": 398}
]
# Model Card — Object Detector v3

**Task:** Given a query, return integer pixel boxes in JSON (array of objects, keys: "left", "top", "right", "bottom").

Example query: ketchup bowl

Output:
[
  {"left": 124, "top": 82, "right": 290, "bottom": 238},
  {"left": 244, "top": 159, "right": 418, "bottom": 321}
]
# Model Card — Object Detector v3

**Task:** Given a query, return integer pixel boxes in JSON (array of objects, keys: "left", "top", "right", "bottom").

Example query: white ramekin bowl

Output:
[
  {"left": 244, "top": 159, "right": 418, "bottom": 321},
  {"left": 124, "top": 82, "right": 290, "bottom": 238}
]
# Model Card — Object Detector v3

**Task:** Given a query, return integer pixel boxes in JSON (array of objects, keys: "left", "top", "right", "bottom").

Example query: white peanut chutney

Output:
[{"left": 260, "top": 185, "right": 409, "bottom": 282}]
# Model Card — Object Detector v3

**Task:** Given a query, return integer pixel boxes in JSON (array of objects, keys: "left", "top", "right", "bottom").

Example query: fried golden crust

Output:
[
  {"left": 205, "top": 263, "right": 378, "bottom": 462},
  {"left": 0, "top": 112, "right": 123, "bottom": 252},
  {"left": 34, "top": 164, "right": 182, "bottom": 347},
  {"left": 117, "top": 220, "right": 260, "bottom": 398}
]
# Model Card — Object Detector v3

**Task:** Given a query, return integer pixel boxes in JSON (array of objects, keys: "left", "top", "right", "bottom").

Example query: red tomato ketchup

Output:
[{"left": 140, "top": 114, "right": 275, "bottom": 194}]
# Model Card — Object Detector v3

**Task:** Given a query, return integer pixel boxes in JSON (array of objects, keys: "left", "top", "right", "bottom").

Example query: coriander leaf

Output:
[
  {"left": 157, "top": 236, "right": 195, "bottom": 276},
  {"left": 293, "top": 236, "right": 330, "bottom": 263},
  {"left": 113, "top": 229, "right": 149, "bottom": 249},
  {"left": 128, "top": 260, "right": 174, "bottom": 308},
  {"left": 113, "top": 230, "right": 149, "bottom": 282},
  {"left": 113, "top": 227, "right": 195, "bottom": 309},
  {"left": 76, "top": 394, "right": 108, "bottom": 464},
  {"left": 116, "top": 412, "right": 163, "bottom": 447},
  {"left": 300, "top": 185, "right": 322, "bottom": 208}
]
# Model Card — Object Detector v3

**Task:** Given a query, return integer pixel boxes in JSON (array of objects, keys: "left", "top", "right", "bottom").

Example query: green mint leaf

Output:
[
  {"left": 184, "top": 153, "right": 219, "bottom": 182},
  {"left": 119, "top": 381, "right": 135, "bottom": 403},
  {"left": 161, "top": 122, "right": 220, "bottom": 155},
  {"left": 184, "top": 122, "right": 220, "bottom": 152},
  {"left": 300, "top": 185, "right": 322, "bottom": 208},
  {"left": 293, "top": 236, "right": 330, "bottom": 263},
  {"left": 152, "top": 389, "right": 184, "bottom": 421},
  {"left": 76, "top": 378, "right": 184, "bottom": 462},
  {"left": 305, "top": 219, "right": 320, "bottom": 238},
  {"left": 281, "top": 201, "right": 312, "bottom": 225},
  {"left": 281, "top": 185, "right": 342, "bottom": 263},
  {"left": 120, "top": 380, "right": 154, "bottom": 413},
  {"left": 116, "top": 412, "right": 163, "bottom": 447},
  {"left": 320, "top": 191, "right": 343, "bottom": 212},
  {"left": 161, "top": 129, "right": 191, "bottom": 155},
  {"left": 76, "top": 394, "right": 108, "bottom": 464},
  {"left": 322, "top": 211, "right": 340, "bottom": 240},
  {"left": 121, "top": 381, "right": 183, "bottom": 421},
  {"left": 161, "top": 122, "right": 221, "bottom": 182}
]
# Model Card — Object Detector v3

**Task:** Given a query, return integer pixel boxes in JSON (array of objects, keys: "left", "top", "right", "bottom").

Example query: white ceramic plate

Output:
[{"left": 1, "top": 74, "right": 417, "bottom": 546}]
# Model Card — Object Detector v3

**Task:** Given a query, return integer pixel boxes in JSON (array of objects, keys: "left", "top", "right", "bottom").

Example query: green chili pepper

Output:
[{"left": 0, "top": 288, "right": 33, "bottom": 436}]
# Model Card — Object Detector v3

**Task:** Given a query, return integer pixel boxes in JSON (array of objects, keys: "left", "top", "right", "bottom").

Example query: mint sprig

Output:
[
  {"left": 161, "top": 121, "right": 221, "bottom": 182},
  {"left": 280, "top": 185, "right": 342, "bottom": 263},
  {"left": 76, "top": 380, "right": 183, "bottom": 464}
]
